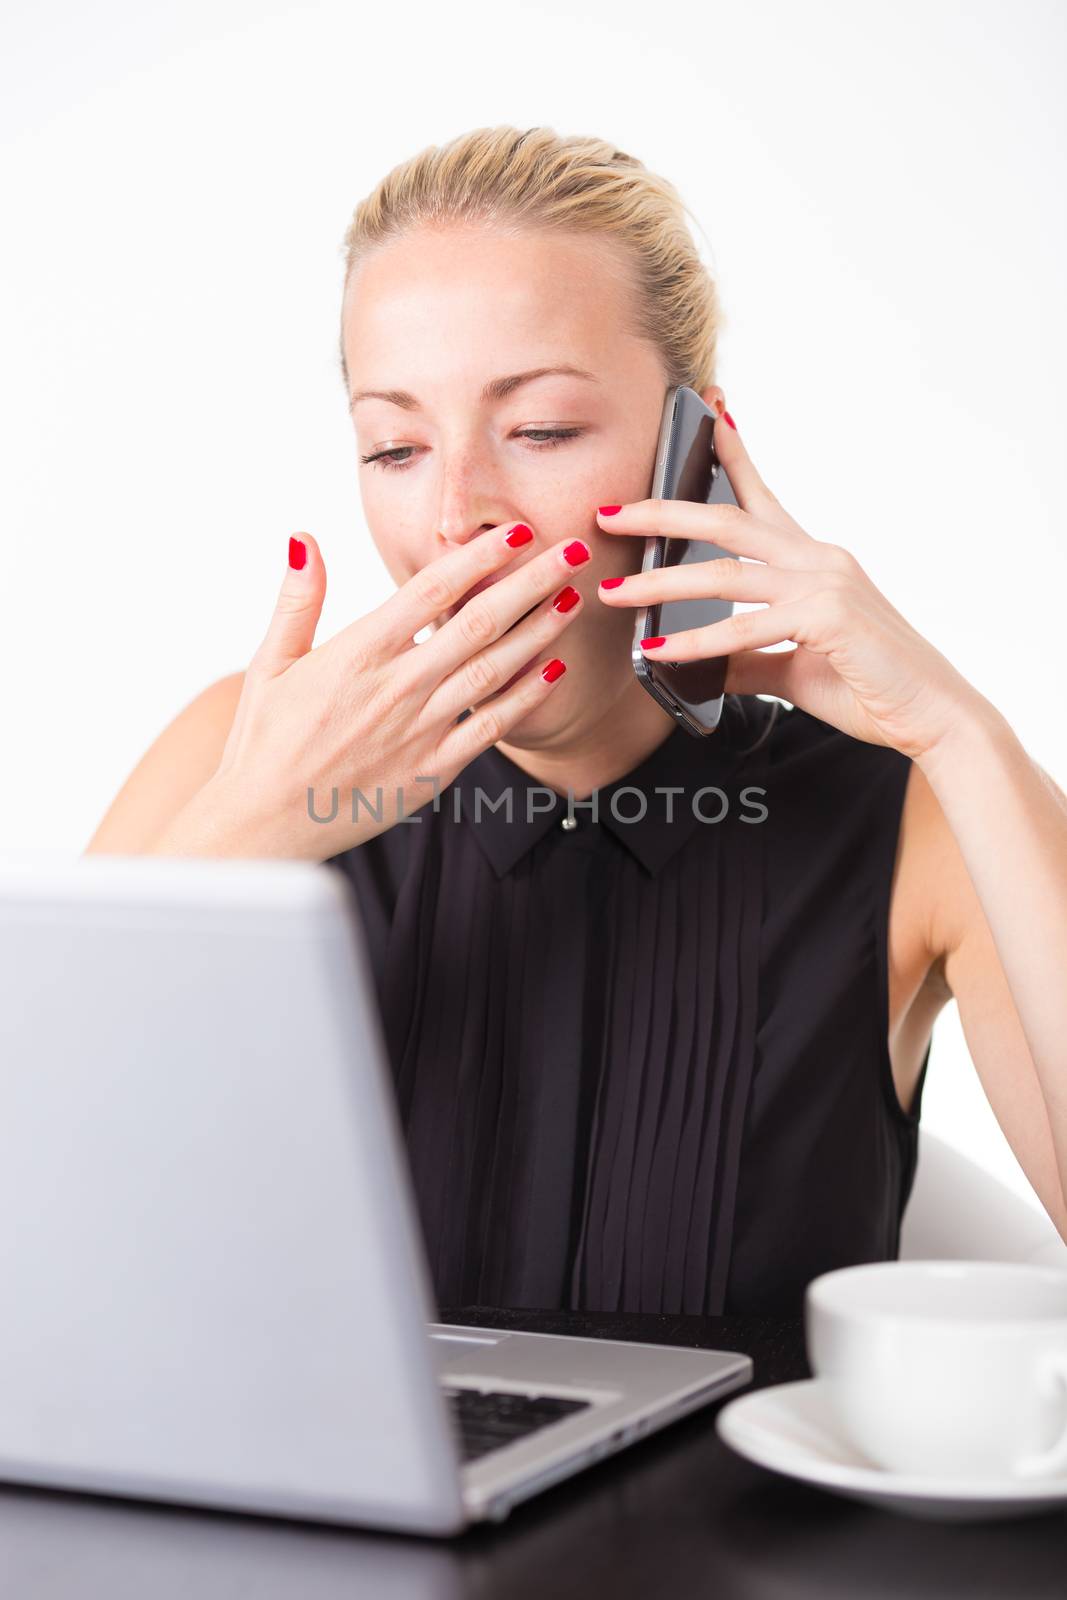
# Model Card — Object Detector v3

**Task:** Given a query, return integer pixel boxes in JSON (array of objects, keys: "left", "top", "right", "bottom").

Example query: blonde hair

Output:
[{"left": 338, "top": 125, "right": 722, "bottom": 397}]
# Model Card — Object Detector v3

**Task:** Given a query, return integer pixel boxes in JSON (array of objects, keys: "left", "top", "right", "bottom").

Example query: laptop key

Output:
[{"left": 443, "top": 1387, "right": 592, "bottom": 1463}]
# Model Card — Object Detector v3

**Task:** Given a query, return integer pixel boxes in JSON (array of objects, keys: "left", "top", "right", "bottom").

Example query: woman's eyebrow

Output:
[{"left": 348, "top": 364, "right": 600, "bottom": 414}]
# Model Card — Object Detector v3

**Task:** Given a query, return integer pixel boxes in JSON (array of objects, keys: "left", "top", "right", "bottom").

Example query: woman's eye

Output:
[
  {"left": 359, "top": 428, "right": 585, "bottom": 474},
  {"left": 360, "top": 446, "right": 418, "bottom": 472},
  {"left": 517, "top": 428, "right": 585, "bottom": 448}
]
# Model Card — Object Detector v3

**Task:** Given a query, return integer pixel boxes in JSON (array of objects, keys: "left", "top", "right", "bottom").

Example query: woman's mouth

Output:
[
  {"left": 447, "top": 574, "right": 538, "bottom": 633},
  {"left": 506, "top": 602, "right": 538, "bottom": 633}
]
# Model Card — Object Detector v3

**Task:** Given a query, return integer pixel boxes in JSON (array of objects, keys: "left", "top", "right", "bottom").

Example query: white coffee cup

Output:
[{"left": 805, "top": 1260, "right": 1067, "bottom": 1481}]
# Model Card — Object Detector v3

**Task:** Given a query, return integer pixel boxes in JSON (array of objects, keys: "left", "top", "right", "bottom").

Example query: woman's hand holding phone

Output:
[
  {"left": 150, "top": 523, "right": 588, "bottom": 861},
  {"left": 594, "top": 413, "right": 984, "bottom": 764}
]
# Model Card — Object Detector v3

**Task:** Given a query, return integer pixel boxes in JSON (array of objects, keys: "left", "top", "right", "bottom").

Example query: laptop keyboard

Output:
[{"left": 443, "top": 1386, "right": 592, "bottom": 1463}]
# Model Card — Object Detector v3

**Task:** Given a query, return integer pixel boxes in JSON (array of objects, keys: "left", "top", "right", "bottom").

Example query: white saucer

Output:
[{"left": 715, "top": 1378, "right": 1067, "bottom": 1522}]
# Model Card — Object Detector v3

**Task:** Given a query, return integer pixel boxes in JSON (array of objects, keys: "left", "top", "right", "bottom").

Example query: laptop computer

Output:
[{"left": 0, "top": 854, "right": 752, "bottom": 1534}]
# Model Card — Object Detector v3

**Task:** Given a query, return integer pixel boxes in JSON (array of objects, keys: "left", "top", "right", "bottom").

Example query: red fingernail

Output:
[
  {"left": 552, "top": 585, "right": 581, "bottom": 613},
  {"left": 542, "top": 658, "right": 567, "bottom": 683},
  {"left": 599, "top": 576, "right": 625, "bottom": 589},
  {"left": 288, "top": 536, "right": 307, "bottom": 570},
  {"left": 641, "top": 636, "right": 667, "bottom": 649},
  {"left": 722, "top": 411, "right": 737, "bottom": 431},
  {"left": 598, "top": 505, "right": 622, "bottom": 516},
  {"left": 562, "top": 540, "right": 591, "bottom": 566},
  {"left": 505, "top": 523, "right": 533, "bottom": 547}
]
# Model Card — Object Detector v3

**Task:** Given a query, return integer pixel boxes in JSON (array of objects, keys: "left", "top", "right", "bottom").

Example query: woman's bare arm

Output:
[
  {"left": 83, "top": 673, "right": 246, "bottom": 855},
  {"left": 916, "top": 709, "right": 1067, "bottom": 1241}
]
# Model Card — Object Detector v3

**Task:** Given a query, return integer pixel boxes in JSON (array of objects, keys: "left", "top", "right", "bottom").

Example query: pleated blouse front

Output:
[{"left": 323, "top": 693, "right": 928, "bottom": 1318}]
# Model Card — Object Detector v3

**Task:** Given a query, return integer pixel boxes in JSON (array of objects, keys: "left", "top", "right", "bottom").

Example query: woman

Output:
[{"left": 87, "top": 125, "right": 1067, "bottom": 1318}]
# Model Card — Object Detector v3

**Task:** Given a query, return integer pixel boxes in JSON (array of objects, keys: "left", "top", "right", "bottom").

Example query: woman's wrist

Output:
[
  {"left": 145, "top": 772, "right": 290, "bottom": 860},
  {"left": 913, "top": 690, "right": 1015, "bottom": 792}
]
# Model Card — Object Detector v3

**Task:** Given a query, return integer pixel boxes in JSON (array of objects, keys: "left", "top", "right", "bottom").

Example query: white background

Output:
[{"left": 1, "top": 0, "right": 1064, "bottom": 1211}]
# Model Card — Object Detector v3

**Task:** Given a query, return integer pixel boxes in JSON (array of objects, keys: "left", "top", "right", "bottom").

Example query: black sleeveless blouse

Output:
[{"left": 323, "top": 694, "right": 929, "bottom": 1319}]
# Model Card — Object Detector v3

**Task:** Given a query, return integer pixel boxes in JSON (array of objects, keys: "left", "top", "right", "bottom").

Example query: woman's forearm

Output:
[
  {"left": 917, "top": 696, "right": 1067, "bottom": 1198},
  {"left": 145, "top": 774, "right": 286, "bottom": 859}
]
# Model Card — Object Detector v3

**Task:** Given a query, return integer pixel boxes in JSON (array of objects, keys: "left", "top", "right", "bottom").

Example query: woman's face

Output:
[{"left": 340, "top": 222, "right": 721, "bottom": 747}]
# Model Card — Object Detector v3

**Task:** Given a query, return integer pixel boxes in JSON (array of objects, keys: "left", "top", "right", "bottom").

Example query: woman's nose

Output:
[{"left": 434, "top": 451, "right": 520, "bottom": 546}]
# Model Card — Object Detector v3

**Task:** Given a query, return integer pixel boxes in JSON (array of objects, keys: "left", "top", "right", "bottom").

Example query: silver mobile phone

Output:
[{"left": 632, "top": 386, "right": 739, "bottom": 735}]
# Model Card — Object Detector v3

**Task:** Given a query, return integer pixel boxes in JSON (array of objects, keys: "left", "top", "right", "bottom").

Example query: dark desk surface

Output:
[{"left": 2, "top": 1307, "right": 1064, "bottom": 1598}]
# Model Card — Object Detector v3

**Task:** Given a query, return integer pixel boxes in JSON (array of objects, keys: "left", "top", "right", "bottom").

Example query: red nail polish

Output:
[
  {"left": 641, "top": 636, "right": 667, "bottom": 649},
  {"left": 562, "top": 540, "right": 591, "bottom": 566},
  {"left": 599, "top": 576, "right": 625, "bottom": 589},
  {"left": 598, "top": 505, "right": 622, "bottom": 516},
  {"left": 552, "top": 585, "right": 581, "bottom": 613},
  {"left": 722, "top": 411, "right": 737, "bottom": 431},
  {"left": 505, "top": 523, "right": 534, "bottom": 547},
  {"left": 542, "top": 657, "right": 567, "bottom": 683},
  {"left": 288, "top": 536, "right": 307, "bottom": 570}
]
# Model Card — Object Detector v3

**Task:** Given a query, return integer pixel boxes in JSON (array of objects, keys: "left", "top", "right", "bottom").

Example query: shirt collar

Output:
[{"left": 447, "top": 695, "right": 767, "bottom": 879}]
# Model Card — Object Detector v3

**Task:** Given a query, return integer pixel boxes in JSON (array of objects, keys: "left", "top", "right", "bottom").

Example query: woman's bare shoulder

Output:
[{"left": 84, "top": 672, "right": 246, "bottom": 854}]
